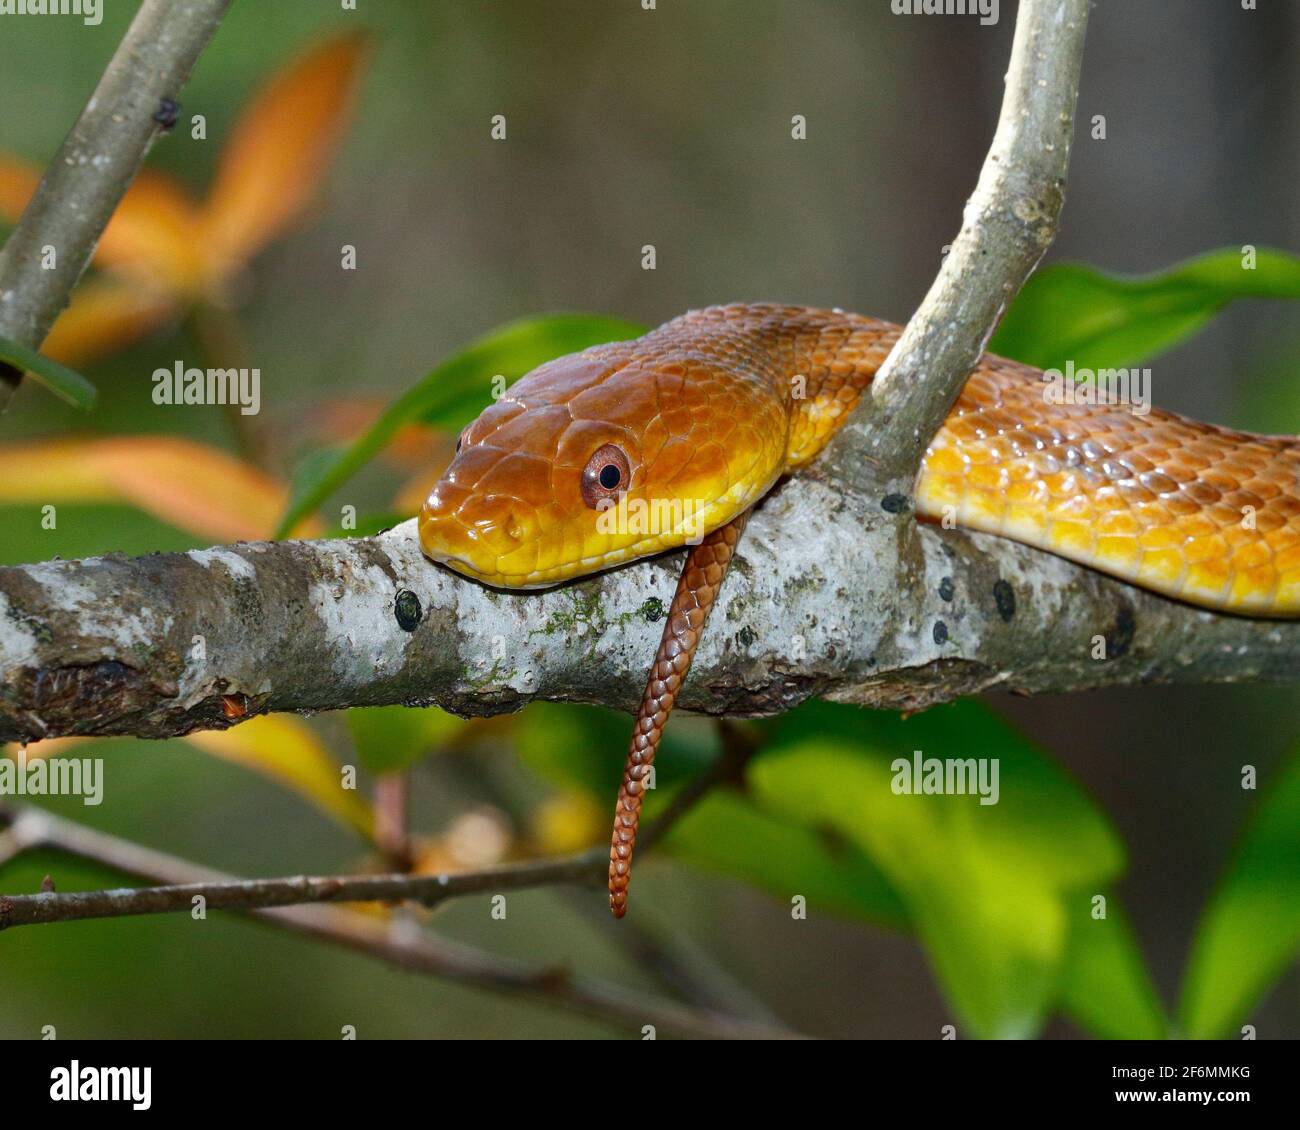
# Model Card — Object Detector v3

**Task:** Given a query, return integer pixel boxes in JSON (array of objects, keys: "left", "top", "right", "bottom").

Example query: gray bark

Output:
[{"left": 2, "top": 489, "right": 1296, "bottom": 744}]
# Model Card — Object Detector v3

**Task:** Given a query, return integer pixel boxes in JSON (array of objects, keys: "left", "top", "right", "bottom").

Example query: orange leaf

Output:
[
  {"left": 0, "top": 436, "right": 319, "bottom": 541},
  {"left": 0, "top": 439, "right": 118, "bottom": 502},
  {"left": 0, "top": 157, "right": 205, "bottom": 294},
  {"left": 0, "top": 154, "right": 39, "bottom": 222},
  {"left": 185, "top": 715, "right": 374, "bottom": 838},
  {"left": 94, "top": 170, "right": 208, "bottom": 294},
  {"left": 41, "top": 278, "right": 177, "bottom": 367},
  {"left": 200, "top": 31, "right": 370, "bottom": 273},
  {"left": 392, "top": 465, "right": 444, "bottom": 517}
]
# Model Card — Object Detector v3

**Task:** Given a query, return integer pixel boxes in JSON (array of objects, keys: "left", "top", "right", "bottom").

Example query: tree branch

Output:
[
  {"left": 0, "top": 725, "right": 756, "bottom": 926},
  {"left": 0, "top": 0, "right": 232, "bottom": 412},
  {"left": 0, "top": 805, "right": 797, "bottom": 1039},
  {"left": 3, "top": 502, "right": 1299, "bottom": 744},
  {"left": 821, "top": 0, "right": 1091, "bottom": 490}
]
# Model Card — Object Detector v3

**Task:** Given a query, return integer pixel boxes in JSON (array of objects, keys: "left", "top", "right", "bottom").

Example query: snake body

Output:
[{"left": 419, "top": 304, "right": 1300, "bottom": 915}]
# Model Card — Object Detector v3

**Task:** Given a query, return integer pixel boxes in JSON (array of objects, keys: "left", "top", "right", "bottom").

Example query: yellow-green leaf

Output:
[
  {"left": 185, "top": 715, "right": 373, "bottom": 839},
  {"left": 992, "top": 247, "right": 1300, "bottom": 371},
  {"left": 1179, "top": 751, "right": 1300, "bottom": 1038}
]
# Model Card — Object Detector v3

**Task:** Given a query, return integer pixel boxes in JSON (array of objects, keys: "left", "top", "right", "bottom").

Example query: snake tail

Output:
[{"left": 608, "top": 509, "right": 750, "bottom": 918}]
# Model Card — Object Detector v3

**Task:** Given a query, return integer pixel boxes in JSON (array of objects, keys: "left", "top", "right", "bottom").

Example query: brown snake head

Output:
[{"left": 418, "top": 330, "right": 789, "bottom": 590}]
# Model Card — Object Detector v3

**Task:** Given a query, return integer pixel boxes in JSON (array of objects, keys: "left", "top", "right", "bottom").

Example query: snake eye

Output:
[
  {"left": 455, "top": 430, "right": 465, "bottom": 454},
  {"left": 581, "top": 444, "right": 631, "bottom": 509}
]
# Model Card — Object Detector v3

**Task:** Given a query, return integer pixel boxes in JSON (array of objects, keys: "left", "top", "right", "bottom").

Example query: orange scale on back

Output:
[
  {"left": 1254, "top": 509, "right": 1289, "bottom": 535},
  {"left": 1244, "top": 477, "right": 1283, "bottom": 501}
]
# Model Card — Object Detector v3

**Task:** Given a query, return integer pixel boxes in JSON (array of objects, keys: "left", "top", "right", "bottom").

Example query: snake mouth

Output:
[
  {"left": 429, "top": 552, "right": 525, "bottom": 590},
  {"left": 419, "top": 475, "right": 545, "bottom": 584},
  {"left": 419, "top": 469, "right": 776, "bottom": 589}
]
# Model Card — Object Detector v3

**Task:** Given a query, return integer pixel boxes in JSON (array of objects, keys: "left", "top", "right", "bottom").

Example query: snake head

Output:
[{"left": 419, "top": 345, "right": 784, "bottom": 588}]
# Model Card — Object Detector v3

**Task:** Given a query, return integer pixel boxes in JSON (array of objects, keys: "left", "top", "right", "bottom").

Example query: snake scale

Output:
[{"left": 419, "top": 303, "right": 1300, "bottom": 916}]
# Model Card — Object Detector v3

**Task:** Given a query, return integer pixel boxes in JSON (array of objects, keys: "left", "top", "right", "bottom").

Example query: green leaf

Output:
[
  {"left": 515, "top": 697, "right": 1157, "bottom": 1037},
  {"left": 0, "top": 332, "right": 97, "bottom": 409},
  {"left": 1179, "top": 752, "right": 1300, "bottom": 1039},
  {"left": 752, "top": 700, "right": 1125, "bottom": 1038},
  {"left": 1234, "top": 336, "right": 1300, "bottom": 436},
  {"left": 346, "top": 705, "right": 464, "bottom": 773},
  {"left": 273, "top": 313, "right": 645, "bottom": 537},
  {"left": 991, "top": 247, "right": 1300, "bottom": 372},
  {"left": 514, "top": 702, "right": 907, "bottom": 924},
  {"left": 515, "top": 701, "right": 716, "bottom": 797},
  {"left": 665, "top": 789, "right": 909, "bottom": 928},
  {"left": 1058, "top": 902, "right": 1168, "bottom": 1040}
]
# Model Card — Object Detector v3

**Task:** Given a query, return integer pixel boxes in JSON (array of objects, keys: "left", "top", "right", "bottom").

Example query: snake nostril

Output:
[{"left": 459, "top": 496, "right": 531, "bottom": 551}]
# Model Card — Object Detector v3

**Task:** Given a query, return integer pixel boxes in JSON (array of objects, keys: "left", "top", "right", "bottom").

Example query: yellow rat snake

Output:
[{"left": 418, "top": 304, "right": 1300, "bottom": 916}]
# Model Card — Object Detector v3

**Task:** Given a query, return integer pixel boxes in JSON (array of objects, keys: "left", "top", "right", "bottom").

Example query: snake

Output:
[{"left": 418, "top": 303, "right": 1300, "bottom": 917}]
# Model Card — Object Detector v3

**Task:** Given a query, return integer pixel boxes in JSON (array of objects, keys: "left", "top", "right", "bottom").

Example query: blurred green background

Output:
[{"left": 1, "top": 0, "right": 1298, "bottom": 1039}]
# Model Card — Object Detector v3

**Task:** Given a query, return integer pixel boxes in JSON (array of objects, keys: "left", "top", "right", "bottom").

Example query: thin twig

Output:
[
  {"left": 0, "top": 805, "right": 799, "bottom": 1039},
  {"left": 372, "top": 770, "right": 413, "bottom": 871},
  {"left": 0, "top": 733, "right": 760, "bottom": 928},
  {"left": 0, "top": 842, "right": 598, "bottom": 927},
  {"left": 820, "top": 0, "right": 1091, "bottom": 490},
  {"left": 0, "top": 0, "right": 232, "bottom": 412}
]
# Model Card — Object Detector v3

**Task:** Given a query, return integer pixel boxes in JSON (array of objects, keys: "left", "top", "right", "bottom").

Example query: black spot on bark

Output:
[
  {"left": 737, "top": 624, "right": 757, "bottom": 648},
  {"left": 933, "top": 620, "right": 949, "bottom": 645},
  {"left": 938, "top": 576, "right": 955, "bottom": 602},
  {"left": 153, "top": 97, "right": 180, "bottom": 131},
  {"left": 881, "top": 493, "right": 909, "bottom": 514},
  {"left": 993, "top": 579, "right": 1016, "bottom": 622},
  {"left": 1105, "top": 604, "right": 1137, "bottom": 660},
  {"left": 394, "top": 589, "right": 423, "bottom": 632},
  {"left": 639, "top": 597, "right": 665, "bottom": 623}
]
